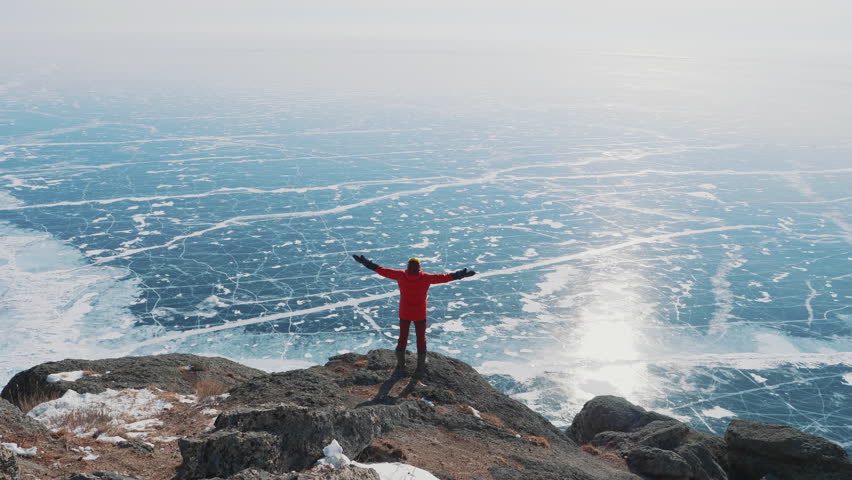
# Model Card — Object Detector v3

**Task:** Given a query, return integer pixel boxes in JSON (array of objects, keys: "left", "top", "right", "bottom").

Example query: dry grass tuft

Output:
[
  {"left": 478, "top": 411, "right": 506, "bottom": 429},
  {"left": 193, "top": 378, "right": 227, "bottom": 401},
  {"left": 580, "top": 444, "right": 629, "bottom": 470},
  {"left": 580, "top": 444, "right": 601, "bottom": 455},
  {"left": 602, "top": 452, "right": 625, "bottom": 464},
  {"left": 81, "top": 369, "right": 99, "bottom": 376},
  {"left": 60, "top": 405, "right": 121, "bottom": 437},
  {"left": 476, "top": 410, "right": 520, "bottom": 436},
  {"left": 525, "top": 435, "right": 551, "bottom": 448},
  {"left": 13, "top": 389, "right": 64, "bottom": 413},
  {"left": 352, "top": 359, "right": 368, "bottom": 368}
]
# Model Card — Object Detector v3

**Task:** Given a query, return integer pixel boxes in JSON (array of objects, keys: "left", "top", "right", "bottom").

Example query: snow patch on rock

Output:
[
  {"left": 1, "top": 442, "right": 37, "bottom": 457},
  {"left": 316, "top": 439, "right": 441, "bottom": 480},
  {"left": 46, "top": 370, "right": 87, "bottom": 383},
  {"left": 27, "top": 388, "right": 172, "bottom": 435}
]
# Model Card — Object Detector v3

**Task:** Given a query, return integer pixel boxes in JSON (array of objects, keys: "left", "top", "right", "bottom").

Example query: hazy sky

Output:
[{"left": 3, "top": 0, "right": 851, "bottom": 57}]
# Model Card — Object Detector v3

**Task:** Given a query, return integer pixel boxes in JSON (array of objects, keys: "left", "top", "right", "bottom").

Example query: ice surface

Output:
[
  {"left": 1, "top": 55, "right": 851, "bottom": 451},
  {"left": 0, "top": 223, "right": 143, "bottom": 384},
  {"left": 701, "top": 406, "right": 736, "bottom": 419}
]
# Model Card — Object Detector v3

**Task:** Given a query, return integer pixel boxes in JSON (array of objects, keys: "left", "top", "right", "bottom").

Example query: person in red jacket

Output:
[{"left": 353, "top": 254, "right": 476, "bottom": 376}]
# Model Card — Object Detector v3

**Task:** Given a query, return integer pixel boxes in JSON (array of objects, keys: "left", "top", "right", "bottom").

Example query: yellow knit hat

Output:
[{"left": 408, "top": 257, "right": 420, "bottom": 264}]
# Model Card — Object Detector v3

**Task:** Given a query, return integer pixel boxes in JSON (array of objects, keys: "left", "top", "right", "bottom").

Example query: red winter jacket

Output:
[{"left": 375, "top": 267, "right": 455, "bottom": 321}]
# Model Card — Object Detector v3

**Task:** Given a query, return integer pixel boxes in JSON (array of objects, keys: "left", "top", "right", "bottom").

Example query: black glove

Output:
[
  {"left": 352, "top": 254, "right": 379, "bottom": 271},
  {"left": 451, "top": 268, "right": 476, "bottom": 280}
]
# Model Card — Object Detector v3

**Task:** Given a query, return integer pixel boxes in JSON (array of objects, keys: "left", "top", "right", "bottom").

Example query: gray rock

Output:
[
  {"left": 349, "top": 350, "right": 564, "bottom": 443},
  {"left": 591, "top": 420, "right": 690, "bottom": 453},
  {"left": 65, "top": 473, "right": 141, "bottom": 480},
  {"left": 312, "top": 466, "right": 380, "bottom": 480},
  {"left": 626, "top": 446, "right": 692, "bottom": 479},
  {"left": 117, "top": 440, "right": 155, "bottom": 456},
  {"left": 725, "top": 419, "right": 847, "bottom": 462},
  {"left": 217, "top": 469, "right": 295, "bottom": 480},
  {"left": 226, "top": 367, "right": 360, "bottom": 409},
  {"left": 177, "top": 402, "right": 425, "bottom": 479},
  {"left": 0, "top": 397, "right": 49, "bottom": 443},
  {"left": 0, "top": 446, "right": 19, "bottom": 480},
  {"left": 676, "top": 443, "right": 728, "bottom": 480},
  {"left": 211, "top": 466, "right": 380, "bottom": 480},
  {"left": 218, "top": 469, "right": 290, "bottom": 480},
  {"left": 570, "top": 396, "right": 673, "bottom": 444},
  {"left": 725, "top": 419, "right": 852, "bottom": 480},
  {"left": 488, "top": 454, "right": 640, "bottom": 480},
  {"left": 2, "top": 354, "right": 264, "bottom": 410},
  {"left": 574, "top": 396, "right": 734, "bottom": 479},
  {"left": 179, "top": 350, "right": 635, "bottom": 480},
  {"left": 178, "top": 430, "right": 283, "bottom": 479}
]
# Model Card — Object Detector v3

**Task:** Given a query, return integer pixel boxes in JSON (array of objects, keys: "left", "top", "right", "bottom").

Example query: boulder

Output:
[
  {"left": 0, "top": 447, "right": 19, "bottom": 480},
  {"left": 570, "top": 395, "right": 673, "bottom": 444},
  {"left": 179, "top": 430, "right": 282, "bottom": 478},
  {"left": 675, "top": 443, "right": 728, "bottom": 480},
  {"left": 725, "top": 419, "right": 852, "bottom": 480},
  {"left": 2, "top": 354, "right": 265, "bottom": 410},
  {"left": 591, "top": 420, "right": 690, "bottom": 453},
  {"left": 626, "top": 446, "right": 692, "bottom": 479},
  {"left": 177, "top": 402, "right": 425, "bottom": 479},
  {"left": 725, "top": 419, "right": 847, "bottom": 462},
  {"left": 573, "top": 396, "right": 732, "bottom": 479}
]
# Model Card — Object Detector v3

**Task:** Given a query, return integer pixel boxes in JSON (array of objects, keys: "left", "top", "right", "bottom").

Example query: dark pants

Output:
[{"left": 396, "top": 319, "right": 427, "bottom": 352}]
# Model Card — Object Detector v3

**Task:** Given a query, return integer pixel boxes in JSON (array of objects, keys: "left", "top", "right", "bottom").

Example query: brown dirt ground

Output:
[{"left": 13, "top": 390, "right": 223, "bottom": 480}]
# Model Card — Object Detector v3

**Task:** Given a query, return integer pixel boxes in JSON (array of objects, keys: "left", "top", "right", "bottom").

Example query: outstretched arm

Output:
[
  {"left": 352, "top": 254, "right": 404, "bottom": 280},
  {"left": 451, "top": 267, "right": 476, "bottom": 280},
  {"left": 425, "top": 267, "right": 476, "bottom": 285},
  {"left": 352, "top": 254, "right": 379, "bottom": 271}
]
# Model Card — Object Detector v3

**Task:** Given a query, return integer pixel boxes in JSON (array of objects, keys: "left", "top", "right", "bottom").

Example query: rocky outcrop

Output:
[
  {"left": 571, "top": 396, "right": 728, "bottom": 480},
  {"left": 0, "top": 447, "right": 20, "bottom": 480},
  {"left": 179, "top": 349, "right": 637, "bottom": 480},
  {"left": 626, "top": 446, "right": 693, "bottom": 479},
  {"left": 571, "top": 396, "right": 673, "bottom": 444},
  {"left": 4, "top": 351, "right": 849, "bottom": 480},
  {"left": 207, "top": 465, "right": 380, "bottom": 480},
  {"left": 0, "top": 397, "right": 49, "bottom": 442},
  {"left": 65, "top": 473, "right": 141, "bottom": 480},
  {"left": 225, "top": 367, "right": 362, "bottom": 409},
  {"left": 725, "top": 419, "right": 851, "bottom": 480},
  {"left": 570, "top": 395, "right": 852, "bottom": 480},
  {"left": 1, "top": 354, "right": 265, "bottom": 410}
]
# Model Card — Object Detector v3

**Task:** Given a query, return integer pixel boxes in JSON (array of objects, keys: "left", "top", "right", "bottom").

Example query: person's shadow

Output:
[{"left": 358, "top": 372, "right": 419, "bottom": 407}]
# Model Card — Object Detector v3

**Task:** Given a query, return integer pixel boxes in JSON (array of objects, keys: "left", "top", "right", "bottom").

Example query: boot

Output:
[
  {"left": 413, "top": 351, "right": 428, "bottom": 379},
  {"left": 394, "top": 349, "right": 406, "bottom": 375}
]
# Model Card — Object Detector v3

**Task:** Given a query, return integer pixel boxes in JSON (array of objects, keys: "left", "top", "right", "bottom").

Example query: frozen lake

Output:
[{"left": 1, "top": 49, "right": 850, "bottom": 450}]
